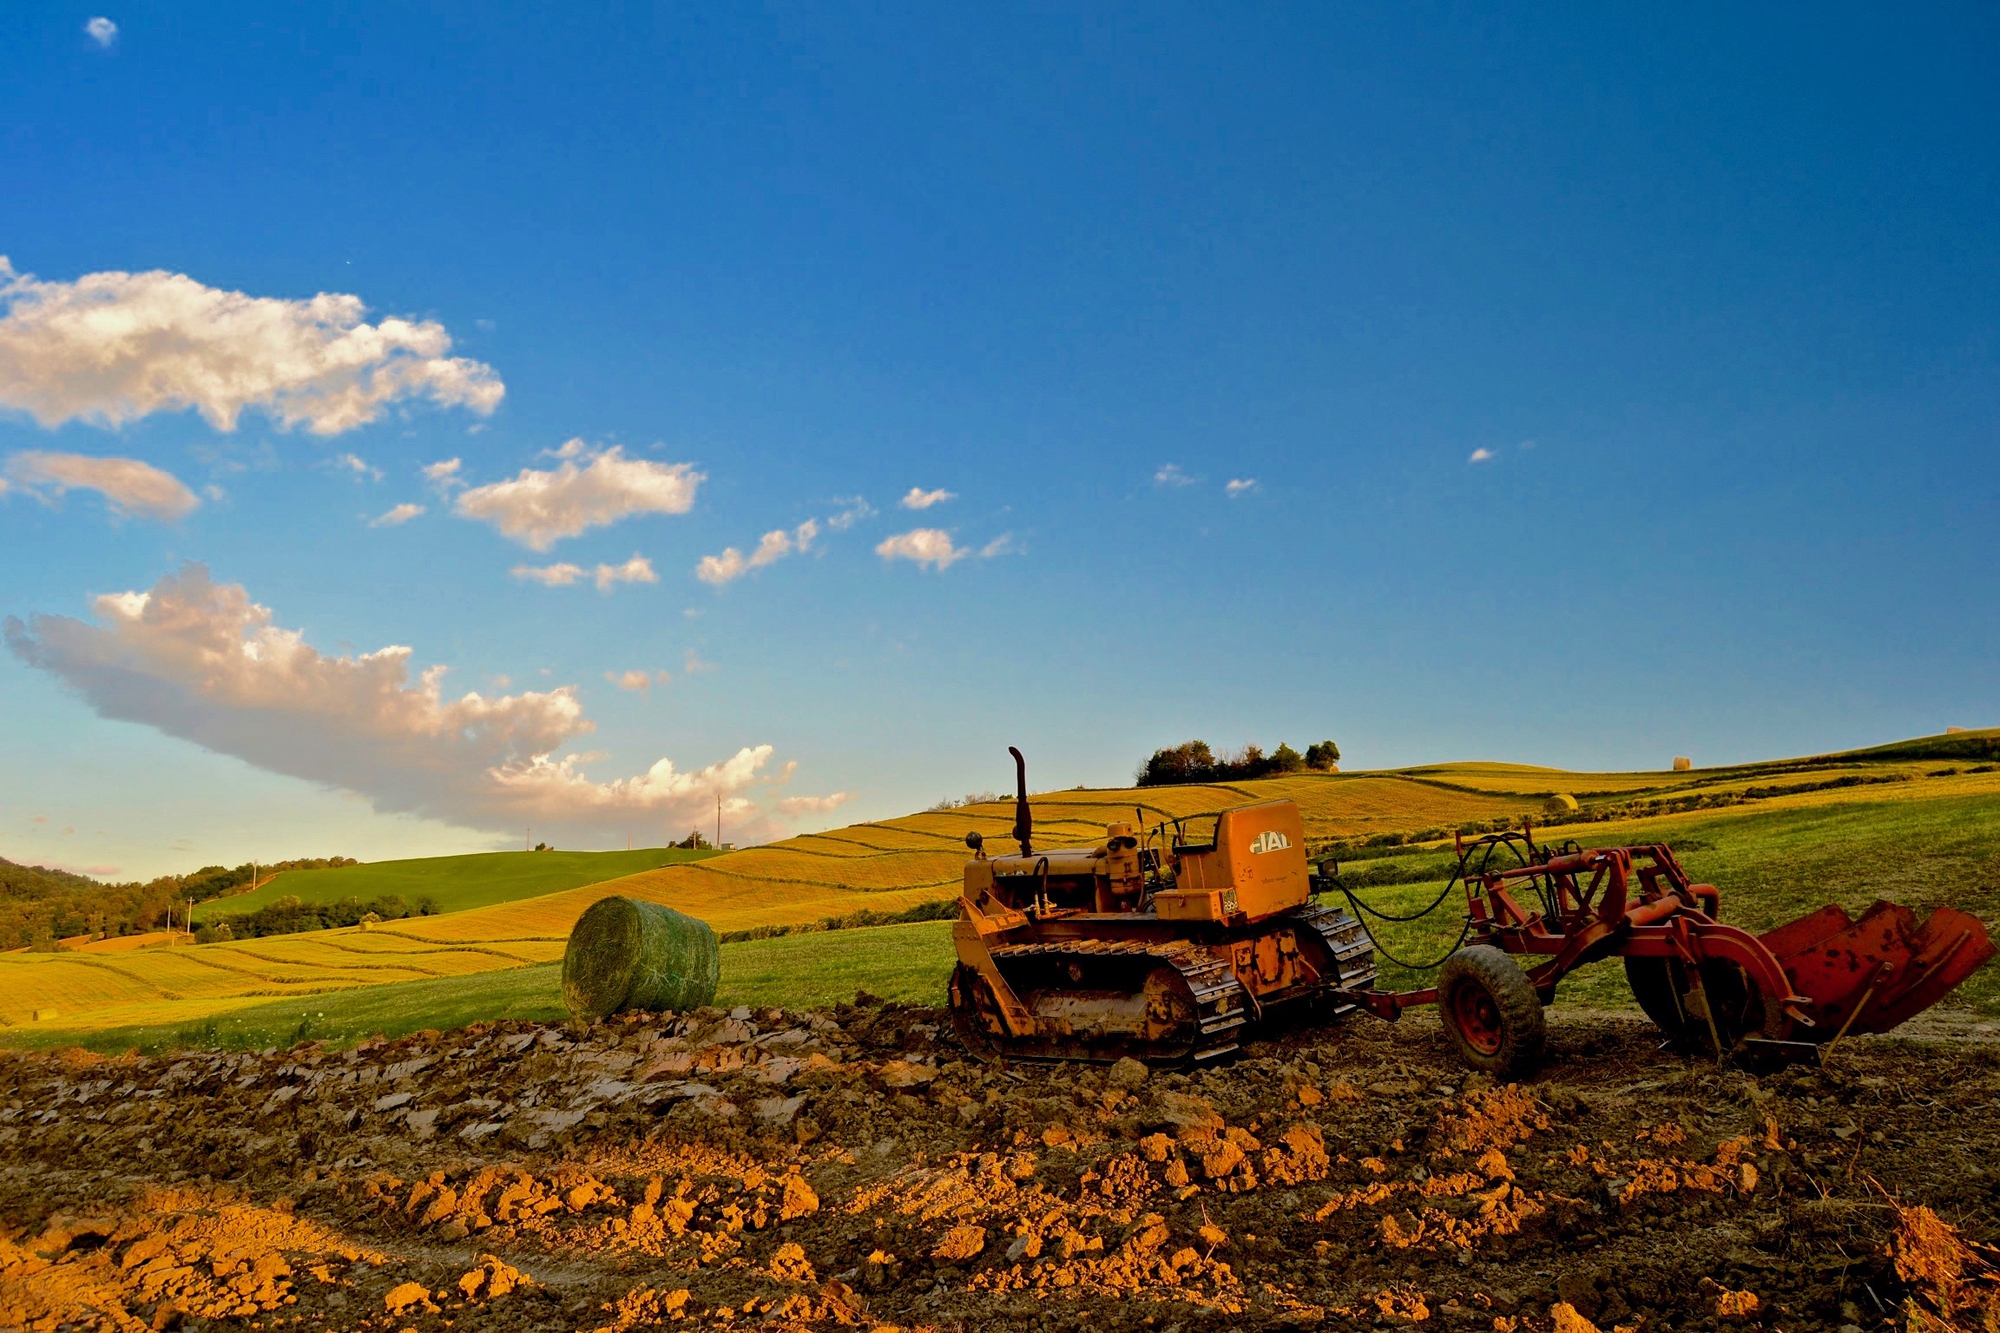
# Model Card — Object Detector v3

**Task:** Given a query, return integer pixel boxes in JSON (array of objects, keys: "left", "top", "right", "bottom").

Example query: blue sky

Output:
[{"left": 2, "top": 3, "right": 1996, "bottom": 879}]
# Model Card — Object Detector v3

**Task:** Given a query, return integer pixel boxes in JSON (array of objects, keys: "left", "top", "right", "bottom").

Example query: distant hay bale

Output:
[
  {"left": 1946, "top": 726, "right": 1969, "bottom": 734},
  {"left": 562, "top": 896, "right": 720, "bottom": 1021},
  {"left": 1542, "top": 793, "right": 1578, "bottom": 814},
  {"left": 1672, "top": 756, "right": 1693, "bottom": 772}
]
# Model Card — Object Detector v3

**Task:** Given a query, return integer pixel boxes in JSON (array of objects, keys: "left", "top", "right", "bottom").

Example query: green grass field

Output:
[
  {"left": 191, "top": 846, "right": 721, "bottom": 922},
  {"left": 13, "top": 922, "right": 959, "bottom": 1056}
]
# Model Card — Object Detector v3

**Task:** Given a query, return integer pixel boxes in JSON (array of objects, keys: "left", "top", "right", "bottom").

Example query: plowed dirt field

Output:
[{"left": 3, "top": 1003, "right": 1996, "bottom": 1333}]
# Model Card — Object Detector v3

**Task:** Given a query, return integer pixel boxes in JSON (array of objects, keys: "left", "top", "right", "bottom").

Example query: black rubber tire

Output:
[
  {"left": 1624, "top": 956, "right": 1692, "bottom": 1040},
  {"left": 1624, "top": 955, "right": 1788, "bottom": 1056},
  {"left": 1438, "top": 945, "right": 1546, "bottom": 1076}
]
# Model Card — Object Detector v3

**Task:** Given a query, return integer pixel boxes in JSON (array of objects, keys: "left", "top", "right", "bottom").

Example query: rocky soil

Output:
[{"left": 3, "top": 1000, "right": 1998, "bottom": 1333}]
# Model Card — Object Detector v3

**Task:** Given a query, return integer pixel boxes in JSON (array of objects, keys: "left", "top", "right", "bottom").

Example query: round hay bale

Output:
[
  {"left": 1542, "top": 793, "right": 1578, "bottom": 814},
  {"left": 1672, "top": 756, "right": 1693, "bottom": 772},
  {"left": 562, "top": 896, "right": 719, "bottom": 1021}
]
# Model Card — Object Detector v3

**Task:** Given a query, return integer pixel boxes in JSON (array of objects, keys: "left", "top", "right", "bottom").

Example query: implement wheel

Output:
[
  {"left": 1624, "top": 955, "right": 1789, "bottom": 1058},
  {"left": 1438, "top": 946, "right": 1546, "bottom": 1076}
]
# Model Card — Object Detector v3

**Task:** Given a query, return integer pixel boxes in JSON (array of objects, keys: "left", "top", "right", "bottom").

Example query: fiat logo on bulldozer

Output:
[{"left": 1248, "top": 830, "right": 1291, "bottom": 854}]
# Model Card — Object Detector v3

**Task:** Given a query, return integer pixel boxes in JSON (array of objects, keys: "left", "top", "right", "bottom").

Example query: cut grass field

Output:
[
  {"left": 7, "top": 922, "right": 960, "bottom": 1056},
  {"left": 190, "top": 846, "right": 721, "bottom": 922},
  {"left": 6, "top": 730, "right": 1995, "bottom": 1052}
]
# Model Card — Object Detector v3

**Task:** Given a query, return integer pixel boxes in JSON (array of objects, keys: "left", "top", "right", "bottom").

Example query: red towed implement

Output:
[{"left": 1354, "top": 831, "right": 1996, "bottom": 1072}]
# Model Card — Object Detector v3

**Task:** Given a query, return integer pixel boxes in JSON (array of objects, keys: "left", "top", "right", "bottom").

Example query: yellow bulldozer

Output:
[
  {"left": 948, "top": 749, "right": 1995, "bottom": 1072},
  {"left": 948, "top": 748, "right": 1377, "bottom": 1064}
]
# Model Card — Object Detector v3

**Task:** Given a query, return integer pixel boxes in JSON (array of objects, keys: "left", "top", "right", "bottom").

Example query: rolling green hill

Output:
[{"left": 191, "top": 846, "right": 721, "bottom": 923}]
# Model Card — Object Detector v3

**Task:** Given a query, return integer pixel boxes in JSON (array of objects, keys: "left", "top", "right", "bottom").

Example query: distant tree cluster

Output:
[
  {"left": 672, "top": 829, "right": 713, "bottom": 851},
  {"left": 927, "top": 791, "right": 1003, "bottom": 812},
  {"left": 0, "top": 856, "right": 358, "bottom": 951},
  {"left": 200, "top": 892, "right": 436, "bottom": 941},
  {"left": 1136, "top": 739, "right": 1340, "bottom": 787}
]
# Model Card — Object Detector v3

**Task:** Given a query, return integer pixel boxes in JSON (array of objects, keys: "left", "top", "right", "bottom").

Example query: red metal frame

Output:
[{"left": 1350, "top": 831, "right": 1814, "bottom": 1033}]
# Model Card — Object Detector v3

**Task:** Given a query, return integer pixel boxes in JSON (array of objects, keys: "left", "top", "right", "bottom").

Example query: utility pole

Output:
[{"left": 716, "top": 793, "right": 722, "bottom": 850}]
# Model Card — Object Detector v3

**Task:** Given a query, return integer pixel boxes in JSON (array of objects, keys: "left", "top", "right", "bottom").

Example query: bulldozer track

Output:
[
  {"left": 984, "top": 937, "right": 1252, "bottom": 1064},
  {"left": 1290, "top": 903, "right": 1381, "bottom": 1010}
]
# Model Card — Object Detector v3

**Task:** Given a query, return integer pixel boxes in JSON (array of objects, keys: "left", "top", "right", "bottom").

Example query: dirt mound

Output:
[{"left": 1, "top": 999, "right": 1997, "bottom": 1330}]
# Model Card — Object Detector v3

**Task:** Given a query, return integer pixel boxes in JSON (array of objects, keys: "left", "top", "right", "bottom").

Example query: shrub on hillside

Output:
[
  {"left": 1136, "top": 738, "right": 1340, "bottom": 787},
  {"left": 206, "top": 893, "right": 438, "bottom": 940}
]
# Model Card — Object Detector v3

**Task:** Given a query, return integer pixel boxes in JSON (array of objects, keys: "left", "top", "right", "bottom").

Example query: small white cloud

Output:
[
  {"left": 369, "top": 502, "right": 425, "bottom": 527},
  {"left": 696, "top": 519, "right": 818, "bottom": 586},
  {"left": 85, "top": 17, "right": 117, "bottom": 46},
  {"left": 512, "top": 561, "right": 585, "bottom": 586},
  {"left": 776, "top": 792, "right": 857, "bottom": 817},
  {"left": 607, "top": 669, "right": 654, "bottom": 692},
  {"left": 454, "top": 441, "right": 702, "bottom": 550},
  {"left": 334, "top": 452, "right": 383, "bottom": 481},
  {"left": 901, "top": 486, "right": 955, "bottom": 510},
  {"left": 423, "top": 457, "right": 464, "bottom": 490},
  {"left": 0, "top": 258, "right": 501, "bottom": 435},
  {"left": 1519, "top": 439, "right": 1536, "bottom": 450},
  {"left": 6, "top": 450, "right": 200, "bottom": 520},
  {"left": 593, "top": 554, "right": 656, "bottom": 592},
  {"left": 826, "top": 497, "right": 875, "bottom": 531},
  {"left": 1468, "top": 448, "right": 1495, "bottom": 463},
  {"left": 682, "top": 648, "right": 715, "bottom": 675},
  {"left": 1225, "top": 478, "right": 1258, "bottom": 497},
  {"left": 876, "top": 527, "right": 967, "bottom": 569},
  {"left": 514, "top": 556, "right": 656, "bottom": 593},
  {"left": 978, "top": 534, "right": 1015, "bottom": 559},
  {"left": 1154, "top": 463, "right": 1196, "bottom": 487}
]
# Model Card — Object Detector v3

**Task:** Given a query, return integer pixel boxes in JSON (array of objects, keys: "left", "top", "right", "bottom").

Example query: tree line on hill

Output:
[
  {"left": 1135, "top": 739, "right": 1340, "bottom": 787},
  {"left": 196, "top": 892, "right": 436, "bottom": 942},
  {"left": 0, "top": 856, "right": 357, "bottom": 950}
]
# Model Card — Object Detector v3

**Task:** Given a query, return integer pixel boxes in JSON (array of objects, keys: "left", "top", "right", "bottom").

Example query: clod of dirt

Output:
[
  {"left": 1550, "top": 1301, "right": 1637, "bottom": 1333},
  {"left": 456, "top": 1254, "right": 528, "bottom": 1300},
  {"left": 1892, "top": 1198, "right": 2000, "bottom": 1329},
  {"left": 932, "top": 1225, "right": 987, "bottom": 1261},
  {"left": 1107, "top": 1057, "right": 1149, "bottom": 1092},
  {"left": 384, "top": 1279, "right": 436, "bottom": 1314}
]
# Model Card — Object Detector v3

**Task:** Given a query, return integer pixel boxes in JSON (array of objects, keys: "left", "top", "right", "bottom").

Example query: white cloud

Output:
[
  {"left": 682, "top": 648, "right": 715, "bottom": 675},
  {"left": 900, "top": 486, "right": 955, "bottom": 510},
  {"left": 1225, "top": 478, "right": 1258, "bottom": 497},
  {"left": 826, "top": 497, "right": 874, "bottom": 531},
  {"left": 510, "top": 554, "right": 657, "bottom": 592},
  {"left": 511, "top": 562, "right": 586, "bottom": 586},
  {"left": 1468, "top": 448, "right": 1495, "bottom": 463},
  {"left": 696, "top": 518, "right": 819, "bottom": 586},
  {"left": 455, "top": 441, "right": 701, "bottom": 550},
  {"left": 369, "top": 502, "right": 425, "bottom": 527},
  {"left": 0, "top": 257, "right": 502, "bottom": 435},
  {"left": 776, "top": 792, "right": 857, "bottom": 817},
  {"left": 85, "top": 17, "right": 117, "bottom": 46},
  {"left": 606, "top": 669, "right": 667, "bottom": 693},
  {"left": 593, "top": 554, "right": 656, "bottom": 592},
  {"left": 423, "top": 457, "right": 464, "bottom": 490},
  {"left": 1154, "top": 463, "right": 1196, "bottom": 487},
  {"left": 6, "top": 450, "right": 199, "bottom": 520},
  {"left": 876, "top": 527, "right": 967, "bottom": 569},
  {"left": 3, "top": 564, "right": 779, "bottom": 839},
  {"left": 979, "top": 534, "right": 1015, "bottom": 558},
  {"left": 335, "top": 452, "right": 383, "bottom": 481}
]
